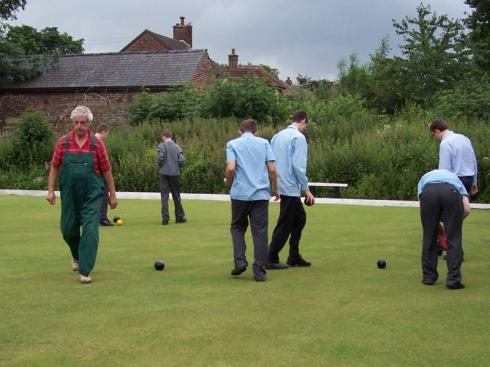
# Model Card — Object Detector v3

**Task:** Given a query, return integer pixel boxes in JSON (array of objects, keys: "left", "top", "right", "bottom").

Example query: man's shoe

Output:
[
  {"left": 162, "top": 219, "right": 169, "bottom": 225},
  {"left": 99, "top": 219, "right": 114, "bottom": 227},
  {"left": 423, "top": 279, "right": 436, "bottom": 285},
  {"left": 231, "top": 266, "right": 247, "bottom": 276},
  {"left": 71, "top": 258, "right": 79, "bottom": 272},
  {"left": 254, "top": 275, "right": 267, "bottom": 282},
  {"left": 446, "top": 282, "right": 465, "bottom": 290},
  {"left": 176, "top": 218, "right": 187, "bottom": 224},
  {"left": 80, "top": 274, "right": 92, "bottom": 284},
  {"left": 265, "top": 262, "right": 288, "bottom": 270},
  {"left": 286, "top": 256, "right": 312, "bottom": 267}
]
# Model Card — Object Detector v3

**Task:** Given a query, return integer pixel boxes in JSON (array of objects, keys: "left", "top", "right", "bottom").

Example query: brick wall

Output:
[
  {"left": 122, "top": 33, "right": 169, "bottom": 52},
  {"left": 0, "top": 90, "right": 139, "bottom": 131},
  {"left": 192, "top": 53, "right": 217, "bottom": 88}
]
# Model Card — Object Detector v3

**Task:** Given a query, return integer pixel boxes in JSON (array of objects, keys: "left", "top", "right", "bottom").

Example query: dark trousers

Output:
[
  {"left": 458, "top": 176, "right": 473, "bottom": 194},
  {"left": 419, "top": 183, "right": 464, "bottom": 287},
  {"left": 230, "top": 200, "right": 268, "bottom": 277},
  {"left": 269, "top": 195, "right": 306, "bottom": 261},
  {"left": 99, "top": 191, "right": 109, "bottom": 222},
  {"left": 160, "top": 174, "right": 185, "bottom": 221}
]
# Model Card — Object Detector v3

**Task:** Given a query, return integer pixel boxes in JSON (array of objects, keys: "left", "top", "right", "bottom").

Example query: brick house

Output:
[
  {"left": 121, "top": 17, "right": 192, "bottom": 52},
  {"left": 0, "top": 16, "right": 290, "bottom": 130},
  {"left": 0, "top": 17, "right": 212, "bottom": 130},
  {"left": 220, "top": 48, "right": 290, "bottom": 92}
]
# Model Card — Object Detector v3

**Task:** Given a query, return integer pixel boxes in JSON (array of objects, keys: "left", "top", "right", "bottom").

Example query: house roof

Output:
[
  {"left": 222, "top": 66, "right": 291, "bottom": 91},
  {"left": 120, "top": 29, "right": 190, "bottom": 52},
  {"left": 0, "top": 50, "right": 208, "bottom": 91}
]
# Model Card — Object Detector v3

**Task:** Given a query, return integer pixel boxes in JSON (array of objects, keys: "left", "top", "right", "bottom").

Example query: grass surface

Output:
[{"left": 1, "top": 196, "right": 489, "bottom": 367}]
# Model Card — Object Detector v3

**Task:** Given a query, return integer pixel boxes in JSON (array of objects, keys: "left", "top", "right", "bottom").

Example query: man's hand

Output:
[
  {"left": 109, "top": 194, "right": 118, "bottom": 209},
  {"left": 271, "top": 188, "right": 280, "bottom": 201},
  {"left": 304, "top": 191, "right": 315, "bottom": 206},
  {"left": 46, "top": 191, "right": 56, "bottom": 205},
  {"left": 470, "top": 185, "right": 478, "bottom": 196}
]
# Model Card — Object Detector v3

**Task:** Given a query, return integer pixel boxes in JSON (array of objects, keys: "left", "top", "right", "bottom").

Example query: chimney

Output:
[
  {"left": 173, "top": 16, "right": 192, "bottom": 47},
  {"left": 285, "top": 77, "right": 292, "bottom": 86},
  {"left": 228, "top": 48, "right": 238, "bottom": 69}
]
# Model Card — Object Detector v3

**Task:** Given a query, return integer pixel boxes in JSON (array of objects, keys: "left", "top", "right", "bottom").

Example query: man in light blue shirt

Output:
[
  {"left": 225, "top": 119, "right": 279, "bottom": 282},
  {"left": 418, "top": 169, "right": 471, "bottom": 289},
  {"left": 266, "top": 111, "right": 316, "bottom": 270},
  {"left": 430, "top": 119, "right": 478, "bottom": 196}
]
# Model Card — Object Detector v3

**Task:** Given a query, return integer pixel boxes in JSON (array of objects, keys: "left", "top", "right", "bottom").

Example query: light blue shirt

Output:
[
  {"left": 439, "top": 131, "right": 478, "bottom": 185},
  {"left": 417, "top": 169, "right": 468, "bottom": 197},
  {"left": 226, "top": 132, "right": 275, "bottom": 201},
  {"left": 271, "top": 125, "right": 309, "bottom": 197}
]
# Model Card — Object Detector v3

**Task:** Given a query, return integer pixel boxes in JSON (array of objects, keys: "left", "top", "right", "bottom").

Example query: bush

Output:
[{"left": 12, "top": 111, "right": 54, "bottom": 169}]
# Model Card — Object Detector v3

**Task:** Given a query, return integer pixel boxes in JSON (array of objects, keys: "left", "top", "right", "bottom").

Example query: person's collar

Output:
[
  {"left": 441, "top": 130, "right": 453, "bottom": 141},
  {"left": 288, "top": 124, "right": 299, "bottom": 130},
  {"left": 241, "top": 132, "right": 254, "bottom": 137}
]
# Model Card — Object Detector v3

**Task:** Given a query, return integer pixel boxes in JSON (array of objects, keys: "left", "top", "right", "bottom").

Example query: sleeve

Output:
[
  {"left": 438, "top": 142, "right": 452, "bottom": 171},
  {"left": 96, "top": 140, "right": 111, "bottom": 173},
  {"left": 291, "top": 136, "right": 309, "bottom": 192},
  {"left": 178, "top": 146, "right": 185, "bottom": 167},
  {"left": 50, "top": 136, "right": 65, "bottom": 168},
  {"left": 226, "top": 142, "right": 236, "bottom": 163},
  {"left": 157, "top": 143, "right": 166, "bottom": 166},
  {"left": 471, "top": 144, "right": 478, "bottom": 185},
  {"left": 265, "top": 141, "right": 275, "bottom": 162}
]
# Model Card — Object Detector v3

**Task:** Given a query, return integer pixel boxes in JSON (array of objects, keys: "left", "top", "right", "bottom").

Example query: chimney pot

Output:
[{"left": 180, "top": 16, "right": 185, "bottom": 25}]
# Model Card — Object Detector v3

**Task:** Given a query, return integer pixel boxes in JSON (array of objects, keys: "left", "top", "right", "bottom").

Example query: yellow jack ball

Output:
[{"left": 116, "top": 219, "right": 123, "bottom": 225}]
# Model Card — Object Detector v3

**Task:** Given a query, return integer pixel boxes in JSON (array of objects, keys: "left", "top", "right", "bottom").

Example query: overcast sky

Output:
[{"left": 10, "top": 0, "right": 471, "bottom": 80}]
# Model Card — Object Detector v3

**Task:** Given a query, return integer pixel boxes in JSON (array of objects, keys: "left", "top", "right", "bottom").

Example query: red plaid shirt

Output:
[{"left": 50, "top": 130, "right": 111, "bottom": 176}]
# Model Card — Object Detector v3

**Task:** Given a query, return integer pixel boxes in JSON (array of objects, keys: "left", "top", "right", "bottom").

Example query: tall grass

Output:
[{"left": 1, "top": 98, "right": 489, "bottom": 202}]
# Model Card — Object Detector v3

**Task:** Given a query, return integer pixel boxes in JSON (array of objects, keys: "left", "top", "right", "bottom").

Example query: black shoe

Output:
[
  {"left": 286, "top": 256, "right": 311, "bottom": 267},
  {"left": 162, "top": 219, "right": 169, "bottom": 225},
  {"left": 446, "top": 282, "right": 465, "bottom": 290},
  {"left": 423, "top": 280, "right": 436, "bottom": 285},
  {"left": 264, "top": 262, "right": 288, "bottom": 270},
  {"left": 231, "top": 266, "right": 247, "bottom": 276},
  {"left": 254, "top": 275, "right": 267, "bottom": 282},
  {"left": 176, "top": 218, "right": 187, "bottom": 224},
  {"left": 99, "top": 219, "right": 114, "bottom": 226}
]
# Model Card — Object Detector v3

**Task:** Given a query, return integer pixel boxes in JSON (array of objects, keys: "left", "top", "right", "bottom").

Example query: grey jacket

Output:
[{"left": 157, "top": 140, "right": 185, "bottom": 176}]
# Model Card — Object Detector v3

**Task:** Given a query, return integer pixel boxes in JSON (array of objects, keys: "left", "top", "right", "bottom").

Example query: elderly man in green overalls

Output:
[{"left": 47, "top": 106, "right": 117, "bottom": 284}]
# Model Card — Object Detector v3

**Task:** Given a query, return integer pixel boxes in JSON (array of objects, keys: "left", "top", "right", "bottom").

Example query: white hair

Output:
[{"left": 70, "top": 106, "right": 93, "bottom": 122}]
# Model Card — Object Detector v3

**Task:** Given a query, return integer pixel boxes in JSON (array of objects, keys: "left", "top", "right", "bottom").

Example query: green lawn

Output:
[{"left": 1, "top": 196, "right": 489, "bottom": 367}]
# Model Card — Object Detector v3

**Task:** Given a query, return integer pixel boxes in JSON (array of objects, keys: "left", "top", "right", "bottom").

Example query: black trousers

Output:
[
  {"left": 458, "top": 176, "right": 473, "bottom": 193},
  {"left": 419, "top": 183, "right": 464, "bottom": 286},
  {"left": 159, "top": 175, "right": 185, "bottom": 221},
  {"left": 269, "top": 195, "right": 306, "bottom": 261},
  {"left": 230, "top": 200, "right": 268, "bottom": 277},
  {"left": 99, "top": 191, "right": 109, "bottom": 222}
]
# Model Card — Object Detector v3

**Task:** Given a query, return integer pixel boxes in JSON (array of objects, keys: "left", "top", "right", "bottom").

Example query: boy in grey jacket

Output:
[{"left": 157, "top": 129, "right": 186, "bottom": 225}]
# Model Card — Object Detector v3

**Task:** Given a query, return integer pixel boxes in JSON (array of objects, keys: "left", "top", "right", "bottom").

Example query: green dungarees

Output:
[{"left": 59, "top": 135, "right": 105, "bottom": 276}]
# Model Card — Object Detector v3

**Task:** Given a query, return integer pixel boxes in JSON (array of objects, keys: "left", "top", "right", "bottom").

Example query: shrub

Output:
[{"left": 12, "top": 111, "right": 54, "bottom": 169}]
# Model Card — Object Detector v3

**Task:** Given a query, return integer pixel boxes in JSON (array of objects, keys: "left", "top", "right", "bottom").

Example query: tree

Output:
[
  {"left": 5, "top": 25, "right": 83, "bottom": 54},
  {"left": 0, "top": 2, "right": 84, "bottom": 81},
  {"left": 392, "top": 3, "right": 470, "bottom": 107},
  {"left": 0, "top": 0, "right": 26, "bottom": 21},
  {"left": 337, "top": 53, "right": 370, "bottom": 96},
  {"left": 465, "top": 0, "right": 490, "bottom": 70},
  {"left": 0, "top": 25, "right": 84, "bottom": 80}
]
